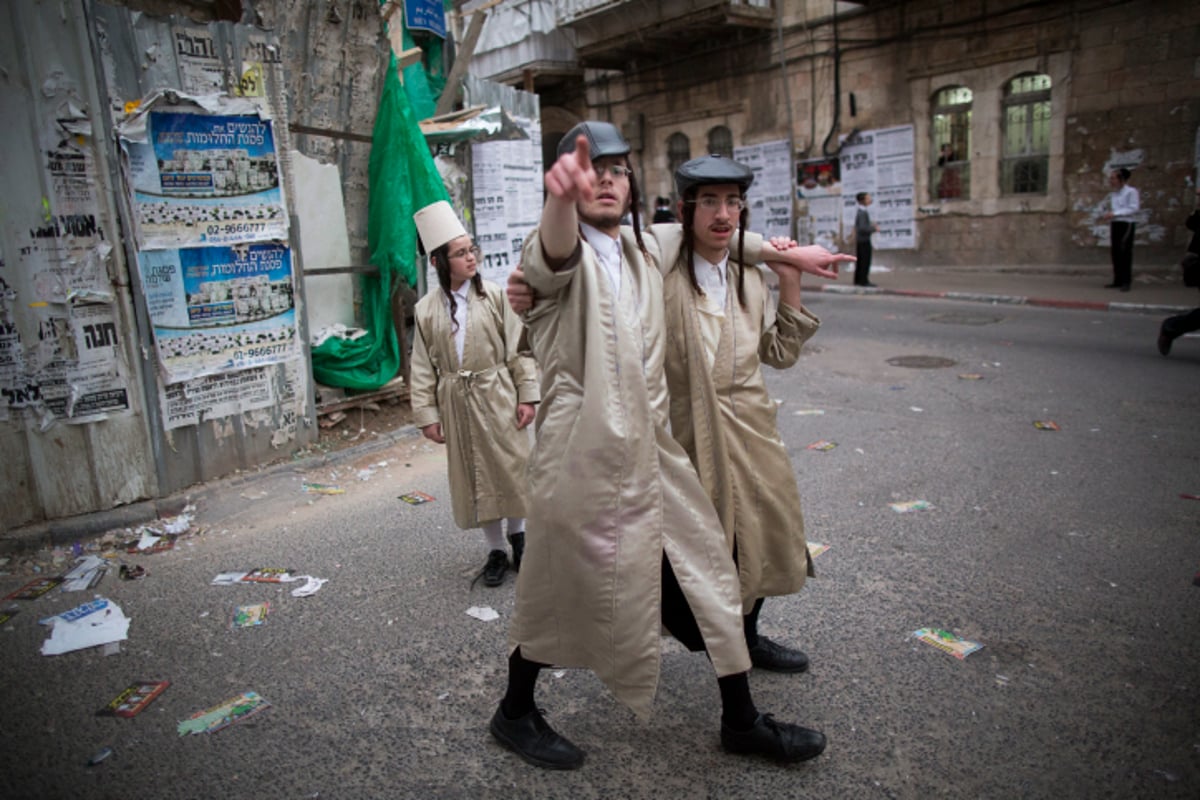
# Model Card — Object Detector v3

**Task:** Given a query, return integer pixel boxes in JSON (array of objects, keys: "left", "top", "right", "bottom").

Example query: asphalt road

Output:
[{"left": 1, "top": 293, "right": 1197, "bottom": 799}]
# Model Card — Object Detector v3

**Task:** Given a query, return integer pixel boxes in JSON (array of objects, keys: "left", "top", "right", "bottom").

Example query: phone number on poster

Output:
[
  {"left": 232, "top": 344, "right": 291, "bottom": 361},
  {"left": 206, "top": 223, "right": 271, "bottom": 236}
]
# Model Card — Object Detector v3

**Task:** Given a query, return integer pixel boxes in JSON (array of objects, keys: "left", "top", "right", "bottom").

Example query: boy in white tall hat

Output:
[{"left": 409, "top": 200, "right": 539, "bottom": 587}]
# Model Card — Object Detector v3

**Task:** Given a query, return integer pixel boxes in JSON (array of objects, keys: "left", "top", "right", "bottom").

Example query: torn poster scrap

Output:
[
  {"left": 177, "top": 690, "right": 271, "bottom": 735},
  {"left": 913, "top": 628, "right": 983, "bottom": 660},
  {"left": 5, "top": 576, "right": 65, "bottom": 601},
  {"left": 890, "top": 499, "right": 933, "bottom": 513},
  {"left": 399, "top": 491, "right": 435, "bottom": 505},
  {"left": 40, "top": 597, "right": 131, "bottom": 656},
  {"left": 97, "top": 680, "right": 170, "bottom": 718},
  {"left": 806, "top": 440, "right": 837, "bottom": 452},
  {"left": 466, "top": 606, "right": 499, "bottom": 622},
  {"left": 60, "top": 556, "right": 108, "bottom": 591},
  {"left": 1033, "top": 420, "right": 1060, "bottom": 431},
  {"left": 232, "top": 602, "right": 270, "bottom": 628}
]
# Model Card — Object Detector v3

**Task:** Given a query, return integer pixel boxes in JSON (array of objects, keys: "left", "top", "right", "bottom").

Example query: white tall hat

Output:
[{"left": 413, "top": 200, "right": 468, "bottom": 254}]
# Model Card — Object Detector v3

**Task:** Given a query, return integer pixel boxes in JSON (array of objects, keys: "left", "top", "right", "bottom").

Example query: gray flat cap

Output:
[
  {"left": 557, "top": 121, "right": 631, "bottom": 160},
  {"left": 675, "top": 154, "right": 754, "bottom": 196}
]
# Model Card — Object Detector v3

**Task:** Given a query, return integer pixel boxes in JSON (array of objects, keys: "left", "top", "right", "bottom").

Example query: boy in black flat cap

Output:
[{"left": 653, "top": 154, "right": 829, "bottom": 679}]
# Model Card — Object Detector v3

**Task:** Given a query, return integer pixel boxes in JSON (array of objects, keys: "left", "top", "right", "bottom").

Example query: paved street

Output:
[{"left": 1, "top": 290, "right": 1198, "bottom": 799}]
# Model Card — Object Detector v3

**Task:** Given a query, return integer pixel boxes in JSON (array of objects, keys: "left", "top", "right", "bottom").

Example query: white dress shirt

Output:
[
  {"left": 1109, "top": 184, "right": 1140, "bottom": 223},
  {"left": 442, "top": 282, "right": 471, "bottom": 365},
  {"left": 581, "top": 222, "right": 622, "bottom": 297}
]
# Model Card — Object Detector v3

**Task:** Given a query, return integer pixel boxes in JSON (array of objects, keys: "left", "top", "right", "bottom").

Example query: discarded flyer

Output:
[
  {"left": 399, "top": 491, "right": 436, "bottom": 505},
  {"left": 793, "top": 409, "right": 825, "bottom": 416},
  {"left": 6, "top": 576, "right": 65, "bottom": 601},
  {"left": 1033, "top": 420, "right": 1060, "bottom": 431},
  {"left": 466, "top": 606, "right": 500, "bottom": 622},
  {"left": 1179, "top": 493, "right": 1200, "bottom": 501},
  {"left": 211, "top": 571, "right": 249, "bottom": 585},
  {"left": 0, "top": 605, "right": 20, "bottom": 625},
  {"left": 232, "top": 602, "right": 270, "bottom": 629},
  {"left": 127, "top": 531, "right": 175, "bottom": 554},
  {"left": 98, "top": 680, "right": 170, "bottom": 718},
  {"left": 807, "top": 542, "right": 830, "bottom": 558},
  {"left": 159, "top": 507, "right": 195, "bottom": 534},
  {"left": 805, "top": 440, "right": 837, "bottom": 452},
  {"left": 60, "top": 557, "right": 108, "bottom": 591},
  {"left": 303, "top": 483, "right": 345, "bottom": 495},
  {"left": 177, "top": 690, "right": 271, "bottom": 736},
  {"left": 890, "top": 500, "right": 934, "bottom": 513},
  {"left": 913, "top": 628, "right": 983, "bottom": 660},
  {"left": 240, "top": 568, "right": 295, "bottom": 583},
  {"left": 958, "top": 373, "right": 984, "bottom": 380},
  {"left": 41, "top": 597, "right": 109, "bottom": 625},
  {"left": 290, "top": 576, "right": 328, "bottom": 597},
  {"left": 40, "top": 598, "right": 131, "bottom": 656}
]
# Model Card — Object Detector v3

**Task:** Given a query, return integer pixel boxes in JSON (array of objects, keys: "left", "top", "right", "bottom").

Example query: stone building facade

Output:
[{"left": 471, "top": 0, "right": 1200, "bottom": 269}]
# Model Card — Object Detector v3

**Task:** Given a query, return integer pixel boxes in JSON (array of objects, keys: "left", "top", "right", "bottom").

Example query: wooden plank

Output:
[
  {"left": 434, "top": 9, "right": 488, "bottom": 117},
  {"left": 317, "top": 377, "right": 409, "bottom": 416}
]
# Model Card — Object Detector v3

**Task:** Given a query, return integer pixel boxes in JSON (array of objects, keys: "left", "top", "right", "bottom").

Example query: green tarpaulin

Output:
[{"left": 310, "top": 13, "right": 449, "bottom": 391}]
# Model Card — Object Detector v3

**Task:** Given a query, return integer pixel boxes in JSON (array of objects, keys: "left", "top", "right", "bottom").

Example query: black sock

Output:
[
  {"left": 717, "top": 671, "right": 758, "bottom": 731},
  {"left": 743, "top": 597, "right": 765, "bottom": 650},
  {"left": 501, "top": 647, "right": 545, "bottom": 719}
]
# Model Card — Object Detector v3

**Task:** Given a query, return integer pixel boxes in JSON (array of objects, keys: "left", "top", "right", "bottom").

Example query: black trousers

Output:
[
  {"left": 1162, "top": 307, "right": 1200, "bottom": 339},
  {"left": 1110, "top": 221, "right": 1135, "bottom": 287},
  {"left": 855, "top": 240, "right": 873, "bottom": 285}
]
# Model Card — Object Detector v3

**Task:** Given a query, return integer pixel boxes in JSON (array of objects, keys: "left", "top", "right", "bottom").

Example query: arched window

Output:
[
  {"left": 930, "top": 85, "right": 972, "bottom": 200},
  {"left": 1001, "top": 73, "right": 1051, "bottom": 195},
  {"left": 667, "top": 132, "right": 691, "bottom": 199},
  {"left": 707, "top": 125, "right": 733, "bottom": 158}
]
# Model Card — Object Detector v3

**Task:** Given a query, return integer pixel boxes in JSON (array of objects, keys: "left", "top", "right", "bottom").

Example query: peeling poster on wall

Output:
[
  {"left": 123, "top": 111, "right": 288, "bottom": 250},
  {"left": 137, "top": 243, "right": 298, "bottom": 383}
]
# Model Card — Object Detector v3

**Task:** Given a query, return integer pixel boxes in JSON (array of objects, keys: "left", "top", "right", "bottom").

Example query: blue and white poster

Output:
[
  {"left": 125, "top": 111, "right": 288, "bottom": 249},
  {"left": 138, "top": 243, "right": 298, "bottom": 382}
]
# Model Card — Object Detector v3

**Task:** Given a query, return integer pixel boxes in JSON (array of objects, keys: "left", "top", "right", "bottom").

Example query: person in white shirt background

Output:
[{"left": 1101, "top": 167, "right": 1140, "bottom": 292}]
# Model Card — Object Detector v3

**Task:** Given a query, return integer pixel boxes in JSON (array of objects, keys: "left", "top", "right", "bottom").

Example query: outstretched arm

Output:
[
  {"left": 760, "top": 244, "right": 855, "bottom": 310},
  {"left": 540, "top": 135, "right": 595, "bottom": 266}
]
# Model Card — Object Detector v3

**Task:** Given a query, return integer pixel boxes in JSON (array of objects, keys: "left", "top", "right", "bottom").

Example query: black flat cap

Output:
[
  {"left": 557, "top": 121, "right": 631, "bottom": 160},
  {"left": 675, "top": 154, "right": 754, "bottom": 196}
]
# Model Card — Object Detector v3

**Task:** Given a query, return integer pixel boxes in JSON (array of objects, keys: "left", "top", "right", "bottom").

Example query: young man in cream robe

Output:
[
  {"left": 409, "top": 201, "right": 539, "bottom": 586},
  {"left": 654, "top": 155, "right": 821, "bottom": 675},
  {"left": 489, "top": 122, "right": 850, "bottom": 771}
]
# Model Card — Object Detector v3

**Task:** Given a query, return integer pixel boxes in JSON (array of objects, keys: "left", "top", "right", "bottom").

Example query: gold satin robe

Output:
[
  {"left": 409, "top": 280, "right": 539, "bottom": 529},
  {"left": 650, "top": 225, "right": 819, "bottom": 610},
  {"left": 510, "top": 226, "right": 751, "bottom": 718}
]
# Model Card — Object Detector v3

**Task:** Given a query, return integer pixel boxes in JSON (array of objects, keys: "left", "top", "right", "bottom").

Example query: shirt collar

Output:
[{"left": 580, "top": 222, "right": 620, "bottom": 262}]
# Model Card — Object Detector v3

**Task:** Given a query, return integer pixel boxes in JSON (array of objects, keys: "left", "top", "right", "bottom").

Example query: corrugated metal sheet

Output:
[
  {"left": 0, "top": 0, "right": 157, "bottom": 532},
  {"left": 0, "top": 0, "right": 316, "bottom": 533}
]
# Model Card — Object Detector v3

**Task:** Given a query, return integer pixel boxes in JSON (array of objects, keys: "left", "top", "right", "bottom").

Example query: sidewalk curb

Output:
[
  {"left": 812, "top": 284, "right": 1191, "bottom": 314},
  {"left": 0, "top": 424, "right": 423, "bottom": 557}
]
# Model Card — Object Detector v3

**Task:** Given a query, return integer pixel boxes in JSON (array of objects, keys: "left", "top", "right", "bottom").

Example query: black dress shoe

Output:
[
  {"left": 482, "top": 549, "right": 509, "bottom": 587},
  {"left": 1104, "top": 282, "right": 1121, "bottom": 288},
  {"left": 1157, "top": 330, "right": 1173, "bottom": 356},
  {"left": 748, "top": 636, "right": 810, "bottom": 673},
  {"left": 721, "top": 713, "right": 826, "bottom": 762},
  {"left": 1119, "top": 285, "right": 1131, "bottom": 292},
  {"left": 507, "top": 531, "right": 525, "bottom": 572},
  {"left": 489, "top": 705, "right": 585, "bottom": 770}
]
